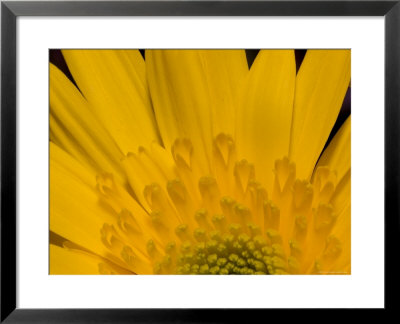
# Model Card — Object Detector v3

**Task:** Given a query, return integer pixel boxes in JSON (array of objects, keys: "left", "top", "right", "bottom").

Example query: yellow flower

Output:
[{"left": 49, "top": 49, "right": 351, "bottom": 275}]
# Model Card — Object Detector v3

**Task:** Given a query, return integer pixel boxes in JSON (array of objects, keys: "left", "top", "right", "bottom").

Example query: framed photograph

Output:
[{"left": 1, "top": 0, "right": 398, "bottom": 321}]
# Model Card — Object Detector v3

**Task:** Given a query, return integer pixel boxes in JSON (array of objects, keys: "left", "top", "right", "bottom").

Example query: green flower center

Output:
[{"left": 153, "top": 222, "right": 288, "bottom": 275}]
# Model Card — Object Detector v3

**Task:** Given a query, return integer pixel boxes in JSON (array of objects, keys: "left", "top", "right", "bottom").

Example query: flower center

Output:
[{"left": 152, "top": 213, "right": 289, "bottom": 275}]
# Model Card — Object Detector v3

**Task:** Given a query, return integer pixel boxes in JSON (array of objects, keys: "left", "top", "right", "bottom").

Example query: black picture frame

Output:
[{"left": 1, "top": 0, "right": 399, "bottom": 322}]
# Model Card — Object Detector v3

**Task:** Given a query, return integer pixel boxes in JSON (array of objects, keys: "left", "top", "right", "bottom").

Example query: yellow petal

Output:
[
  {"left": 50, "top": 155, "right": 153, "bottom": 274},
  {"left": 62, "top": 50, "right": 160, "bottom": 154},
  {"left": 317, "top": 204, "right": 351, "bottom": 275},
  {"left": 330, "top": 202, "right": 351, "bottom": 258},
  {"left": 50, "top": 143, "right": 118, "bottom": 257},
  {"left": 310, "top": 172, "right": 351, "bottom": 274},
  {"left": 50, "top": 64, "right": 125, "bottom": 182},
  {"left": 290, "top": 50, "right": 351, "bottom": 180},
  {"left": 122, "top": 144, "right": 177, "bottom": 212},
  {"left": 298, "top": 171, "right": 350, "bottom": 274},
  {"left": 50, "top": 244, "right": 133, "bottom": 274},
  {"left": 331, "top": 169, "right": 351, "bottom": 218},
  {"left": 50, "top": 144, "right": 153, "bottom": 261},
  {"left": 316, "top": 116, "right": 351, "bottom": 183},
  {"left": 146, "top": 50, "right": 247, "bottom": 175},
  {"left": 199, "top": 50, "right": 248, "bottom": 135},
  {"left": 50, "top": 244, "right": 102, "bottom": 274},
  {"left": 236, "top": 50, "right": 296, "bottom": 192}
]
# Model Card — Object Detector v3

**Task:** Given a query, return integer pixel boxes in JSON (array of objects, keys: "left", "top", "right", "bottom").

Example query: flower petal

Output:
[
  {"left": 50, "top": 143, "right": 118, "bottom": 257},
  {"left": 290, "top": 50, "right": 351, "bottom": 179},
  {"left": 316, "top": 116, "right": 351, "bottom": 183},
  {"left": 298, "top": 170, "right": 350, "bottom": 274},
  {"left": 50, "top": 244, "right": 102, "bottom": 274},
  {"left": 316, "top": 204, "right": 351, "bottom": 275},
  {"left": 311, "top": 171, "right": 351, "bottom": 274},
  {"left": 51, "top": 144, "right": 164, "bottom": 271},
  {"left": 146, "top": 50, "right": 247, "bottom": 175},
  {"left": 50, "top": 64, "right": 125, "bottom": 182},
  {"left": 50, "top": 244, "right": 133, "bottom": 274},
  {"left": 330, "top": 170, "right": 351, "bottom": 225},
  {"left": 122, "top": 144, "right": 178, "bottom": 212},
  {"left": 200, "top": 50, "right": 248, "bottom": 135},
  {"left": 236, "top": 50, "right": 296, "bottom": 192},
  {"left": 62, "top": 49, "right": 160, "bottom": 154}
]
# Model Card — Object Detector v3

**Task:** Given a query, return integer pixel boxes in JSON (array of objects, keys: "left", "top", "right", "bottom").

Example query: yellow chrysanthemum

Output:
[{"left": 49, "top": 49, "right": 351, "bottom": 275}]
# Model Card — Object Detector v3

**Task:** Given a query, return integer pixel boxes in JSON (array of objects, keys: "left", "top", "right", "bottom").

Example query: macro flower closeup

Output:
[{"left": 49, "top": 49, "right": 351, "bottom": 275}]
